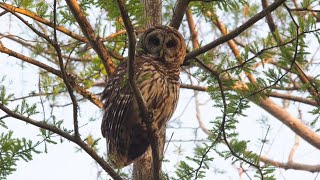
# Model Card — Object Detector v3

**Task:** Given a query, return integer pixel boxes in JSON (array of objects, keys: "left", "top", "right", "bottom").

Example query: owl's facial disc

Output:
[
  {"left": 138, "top": 26, "right": 186, "bottom": 66},
  {"left": 162, "top": 36, "right": 179, "bottom": 63},
  {"left": 149, "top": 36, "right": 160, "bottom": 46},
  {"left": 146, "top": 33, "right": 163, "bottom": 55},
  {"left": 166, "top": 39, "right": 177, "bottom": 49}
]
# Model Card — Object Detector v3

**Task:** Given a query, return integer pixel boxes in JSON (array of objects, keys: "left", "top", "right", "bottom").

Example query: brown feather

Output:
[{"left": 101, "top": 26, "right": 186, "bottom": 168}]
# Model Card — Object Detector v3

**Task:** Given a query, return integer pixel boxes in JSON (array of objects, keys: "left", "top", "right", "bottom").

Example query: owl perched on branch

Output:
[{"left": 101, "top": 26, "right": 186, "bottom": 168}]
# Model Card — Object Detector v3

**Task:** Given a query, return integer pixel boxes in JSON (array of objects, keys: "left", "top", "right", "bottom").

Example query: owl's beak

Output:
[
  {"left": 159, "top": 49, "right": 164, "bottom": 58},
  {"left": 159, "top": 48, "right": 163, "bottom": 57}
]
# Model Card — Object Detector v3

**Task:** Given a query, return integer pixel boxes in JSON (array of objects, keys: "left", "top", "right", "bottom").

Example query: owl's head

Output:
[{"left": 137, "top": 26, "right": 186, "bottom": 66}]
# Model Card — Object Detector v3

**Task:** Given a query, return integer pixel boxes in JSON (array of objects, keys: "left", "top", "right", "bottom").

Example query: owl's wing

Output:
[
  {"left": 101, "top": 60, "right": 150, "bottom": 167},
  {"left": 101, "top": 61, "right": 132, "bottom": 138}
]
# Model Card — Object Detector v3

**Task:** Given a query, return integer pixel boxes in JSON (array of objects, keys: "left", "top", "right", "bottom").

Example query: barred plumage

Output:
[{"left": 101, "top": 26, "right": 186, "bottom": 168}]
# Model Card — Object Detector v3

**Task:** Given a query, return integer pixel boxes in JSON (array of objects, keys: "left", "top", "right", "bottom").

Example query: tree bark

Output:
[
  {"left": 132, "top": 0, "right": 163, "bottom": 179},
  {"left": 132, "top": 129, "right": 166, "bottom": 180},
  {"left": 141, "top": 0, "right": 162, "bottom": 28}
]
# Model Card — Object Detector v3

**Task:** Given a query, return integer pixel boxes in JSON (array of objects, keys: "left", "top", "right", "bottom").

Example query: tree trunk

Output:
[
  {"left": 141, "top": 0, "right": 162, "bottom": 28},
  {"left": 132, "top": 0, "right": 163, "bottom": 179},
  {"left": 132, "top": 129, "right": 166, "bottom": 180}
]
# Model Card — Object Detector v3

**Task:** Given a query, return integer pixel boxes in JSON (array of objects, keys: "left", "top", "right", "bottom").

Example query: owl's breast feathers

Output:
[{"left": 101, "top": 55, "right": 180, "bottom": 168}]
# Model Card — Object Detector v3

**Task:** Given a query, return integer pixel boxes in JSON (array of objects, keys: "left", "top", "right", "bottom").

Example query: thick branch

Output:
[
  {"left": 169, "top": 0, "right": 191, "bottom": 29},
  {"left": 185, "top": 0, "right": 286, "bottom": 60},
  {"left": 184, "top": 57, "right": 320, "bottom": 150},
  {"left": 186, "top": 9, "right": 200, "bottom": 49},
  {"left": 260, "top": 155, "right": 320, "bottom": 172},
  {"left": 257, "top": 98, "right": 320, "bottom": 149},
  {"left": 65, "top": 0, "right": 115, "bottom": 75},
  {"left": 0, "top": 3, "right": 86, "bottom": 42},
  {"left": 268, "top": 92, "right": 318, "bottom": 106},
  {"left": 0, "top": 45, "right": 103, "bottom": 108}
]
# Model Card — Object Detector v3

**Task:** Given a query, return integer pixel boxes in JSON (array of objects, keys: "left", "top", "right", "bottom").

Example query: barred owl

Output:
[{"left": 101, "top": 26, "right": 186, "bottom": 168}]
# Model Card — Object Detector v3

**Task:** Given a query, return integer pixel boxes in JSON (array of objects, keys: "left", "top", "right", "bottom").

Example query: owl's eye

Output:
[
  {"left": 149, "top": 36, "right": 160, "bottom": 46},
  {"left": 166, "top": 40, "right": 176, "bottom": 48}
]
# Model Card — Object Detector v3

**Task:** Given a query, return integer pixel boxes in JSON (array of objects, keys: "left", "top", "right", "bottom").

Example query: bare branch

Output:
[
  {"left": 185, "top": 9, "right": 211, "bottom": 136},
  {"left": 261, "top": 0, "right": 278, "bottom": 40},
  {"left": 288, "top": 108, "right": 301, "bottom": 163},
  {"left": 0, "top": 45, "right": 61, "bottom": 76},
  {"left": 0, "top": 3, "right": 86, "bottom": 41},
  {"left": 169, "top": 0, "right": 191, "bottom": 29},
  {"left": 0, "top": 33, "right": 90, "bottom": 62},
  {"left": 185, "top": 0, "right": 286, "bottom": 60},
  {"left": 181, "top": 83, "right": 208, "bottom": 92},
  {"left": 288, "top": 8, "right": 320, "bottom": 13},
  {"left": 65, "top": 0, "right": 115, "bottom": 75},
  {"left": 115, "top": 0, "right": 149, "bottom": 133},
  {"left": 8, "top": 92, "right": 57, "bottom": 102},
  {"left": 268, "top": 92, "right": 318, "bottom": 106},
  {"left": 53, "top": 0, "right": 79, "bottom": 138},
  {"left": 0, "top": 103, "right": 122, "bottom": 180},
  {"left": 257, "top": 98, "right": 320, "bottom": 149},
  {"left": 0, "top": 45, "right": 103, "bottom": 108},
  {"left": 260, "top": 155, "right": 320, "bottom": 172},
  {"left": 185, "top": 9, "right": 200, "bottom": 49}
]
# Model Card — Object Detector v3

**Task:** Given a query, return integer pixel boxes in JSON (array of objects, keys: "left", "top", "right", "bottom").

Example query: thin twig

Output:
[
  {"left": 0, "top": 103, "right": 122, "bottom": 180},
  {"left": 53, "top": 0, "right": 79, "bottom": 138},
  {"left": 0, "top": 43, "right": 103, "bottom": 108},
  {"left": 212, "top": 66, "right": 264, "bottom": 177},
  {"left": 288, "top": 109, "right": 302, "bottom": 163},
  {"left": 0, "top": 2, "right": 86, "bottom": 41},
  {"left": 258, "top": 125, "right": 270, "bottom": 165}
]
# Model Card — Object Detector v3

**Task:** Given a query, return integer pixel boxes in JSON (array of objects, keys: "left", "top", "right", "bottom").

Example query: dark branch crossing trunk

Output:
[{"left": 132, "top": 0, "right": 164, "bottom": 179}]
